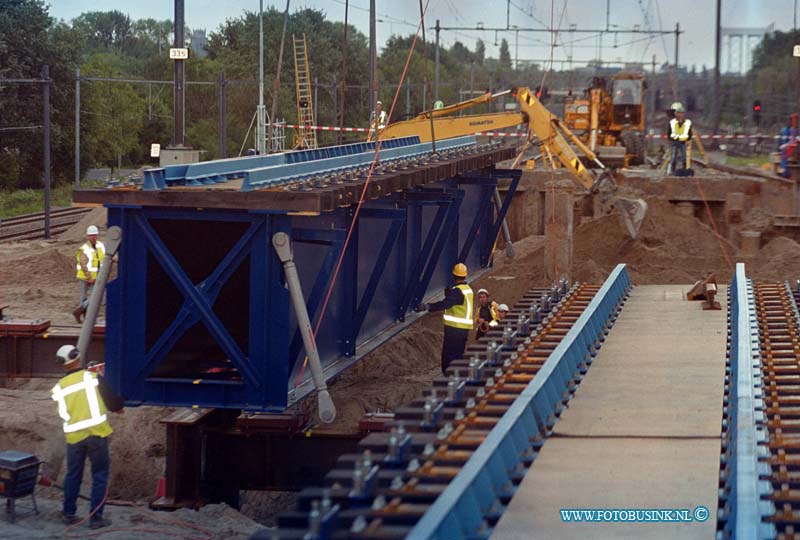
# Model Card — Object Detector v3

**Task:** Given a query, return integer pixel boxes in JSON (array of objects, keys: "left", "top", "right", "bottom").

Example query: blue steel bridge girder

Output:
[
  {"left": 103, "top": 166, "right": 517, "bottom": 412},
  {"left": 455, "top": 169, "right": 522, "bottom": 267}
]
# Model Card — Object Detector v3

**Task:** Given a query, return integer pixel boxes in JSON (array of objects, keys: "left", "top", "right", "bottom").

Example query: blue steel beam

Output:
[
  {"left": 288, "top": 228, "right": 346, "bottom": 374},
  {"left": 134, "top": 214, "right": 260, "bottom": 388},
  {"left": 240, "top": 136, "right": 478, "bottom": 191},
  {"left": 136, "top": 218, "right": 263, "bottom": 381},
  {"left": 351, "top": 208, "right": 406, "bottom": 342},
  {"left": 397, "top": 193, "right": 456, "bottom": 318},
  {"left": 482, "top": 171, "right": 521, "bottom": 266},
  {"left": 456, "top": 181, "right": 495, "bottom": 265},
  {"left": 414, "top": 190, "right": 465, "bottom": 307},
  {"left": 721, "top": 263, "right": 774, "bottom": 540},
  {"left": 407, "top": 264, "right": 632, "bottom": 540},
  {"left": 142, "top": 136, "right": 423, "bottom": 190}
]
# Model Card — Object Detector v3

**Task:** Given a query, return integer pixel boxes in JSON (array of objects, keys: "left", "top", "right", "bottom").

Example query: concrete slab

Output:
[
  {"left": 492, "top": 285, "right": 726, "bottom": 539},
  {"left": 492, "top": 438, "right": 720, "bottom": 540},
  {"left": 555, "top": 285, "right": 727, "bottom": 438}
]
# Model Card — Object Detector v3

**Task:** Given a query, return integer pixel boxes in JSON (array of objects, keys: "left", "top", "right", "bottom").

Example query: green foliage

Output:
[
  {"left": 0, "top": 0, "right": 82, "bottom": 191},
  {"left": 499, "top": 39, "right": 512, "bottom": 69},
  {"left": 1, "top": 3, "right": 539, "bottom": 191}
]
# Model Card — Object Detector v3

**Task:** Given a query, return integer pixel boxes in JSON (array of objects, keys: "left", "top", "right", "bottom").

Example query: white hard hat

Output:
[
  {"left": 86, "top": 225, "right": 99, "bottom": 235},
  {"left": 498, "top": 304, "right": 509, "bottom": 312},
  {"left": 670, "top": 102, "right": 684, "bottom": 113},
  {"left": 376, "top": 100, "right": 383, "bottom": 105},
  {"left": 56, "top": 345, "right": 80, "bottom": 365},
  {"left": 477, "top": 288, "right": 489, "bottom": 296}
]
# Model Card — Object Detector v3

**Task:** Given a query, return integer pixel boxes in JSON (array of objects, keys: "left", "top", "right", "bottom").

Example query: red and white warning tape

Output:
[{"left": 284, "top": 123, "right": 781, "bottom": 140}]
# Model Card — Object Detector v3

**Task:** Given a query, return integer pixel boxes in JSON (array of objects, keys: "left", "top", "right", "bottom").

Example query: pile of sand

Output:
[
  {"left": 749, "top": 236, "right": 800, "bottom": 282},
  {"left": 2, "top": 487, "right": 261, "bottom": 539},
  {"left": 0, "top": 380, "right": 174, "bottom": 502},
  {"left": 59, "top": 207, "right": 107, "bottom": 242},
  {"left": 570, "top": 197, "right": 739, "bottom": 284},
  {"left": 0, "top": 242, "right": 78, "bottom": 324}
]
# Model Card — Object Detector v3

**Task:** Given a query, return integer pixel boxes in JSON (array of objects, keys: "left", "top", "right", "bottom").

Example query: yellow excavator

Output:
[{"left": 369, "top": 87, "right": 647, "bottom": 238}]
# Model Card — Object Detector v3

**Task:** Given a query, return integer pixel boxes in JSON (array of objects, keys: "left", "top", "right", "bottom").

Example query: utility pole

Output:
[
  {"left": 506, "top": 0, "right": 510, "bottom": 29},
  {"left": 74, "top": 68, "right": 80, "bottom": 188},
  {"left": 218, "top": 72, "right": 227, "bottom": 158},
  {"left": 270, "top": 0, "right": 290, "bottom": 153},
  {"left": 173, "top": 0, "right": 185, "bottom": 147},
  {"left": 435, "top": 20, "right": 440, "bottom": 102},
  {"left": 674, "top": 22, "right": 680, "bottom": 71},
  {"left": 314, "top": 76, "right": 319, "bottom": 130},
  {"left": 42, "top": 65, "right": 51, "bottom": 240},
  {"left": 406, "top": 77, "right": 411, "bottom": 117},
  {"left": 368, "top": 0, "right": 377, "bottom": 122},
  {"left": 713, "top": 0, "right": 721, "bottom": 136},
  {"left": 338, "top": 0, "right": 348, "bottom": 143},
  {"left": 257, "top": 0, "right": 266, "bottom": 154}
]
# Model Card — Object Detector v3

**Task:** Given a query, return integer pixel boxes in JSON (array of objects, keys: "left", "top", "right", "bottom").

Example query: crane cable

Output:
[{"left": 292, "top": 0, "right": 432, "bottom": 392}]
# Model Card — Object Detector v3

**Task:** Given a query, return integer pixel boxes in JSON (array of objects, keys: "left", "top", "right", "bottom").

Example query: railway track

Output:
[
  {"left": 0, "top": 207, "right": 91, "bottom": 242},
  {"left": 269, "top": 268, "right": 631, "bottom": 539},
  {"left": 720, "top": 265, "right": 800, "bottom": 539}
]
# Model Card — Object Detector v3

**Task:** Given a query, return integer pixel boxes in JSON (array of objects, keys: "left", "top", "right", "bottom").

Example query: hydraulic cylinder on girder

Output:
[{"left": 272, "top": 232, "right": 337, "bottom": 423}]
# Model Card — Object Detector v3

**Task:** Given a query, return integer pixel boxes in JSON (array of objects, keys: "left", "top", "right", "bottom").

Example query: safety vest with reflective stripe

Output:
[
  {"left": 76, "top": 241, "right": 106, "bottom": 281},
  {"left": 443, "top": 284, "right": 474, "bottom": 330},
  {"left": 669, "top": 118, "right": 692, "bottom": 142},
  {"left": 51, "top": 370, "right": 112, "bottom": 445}
]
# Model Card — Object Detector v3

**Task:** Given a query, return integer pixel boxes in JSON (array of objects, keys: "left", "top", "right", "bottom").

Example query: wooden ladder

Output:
[{"left": 292, "top": 33, "right": 318, "bottom": 150}]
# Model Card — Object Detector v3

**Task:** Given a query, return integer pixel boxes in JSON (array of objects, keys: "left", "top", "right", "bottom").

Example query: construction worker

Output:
[
  {"left": 496, "top": 304, "right": 509, "bottom": 322},
  {"left": 475, "top": 288, "right": 498, "bottom": 339},
  {"left": 668, "top": 102, "right": 692, "bottom": 174},
  {"left": 368, "top": 101, "right": 388, "bottom": 139},
  {"left": 414, "top": 263, "right": 474, "bottom": 374},
  {"left": 52, "top": 345, "right": 123, "bottom": 529},
  {"left": 73, "top": 225, "right": 105, "bottom": 323}
]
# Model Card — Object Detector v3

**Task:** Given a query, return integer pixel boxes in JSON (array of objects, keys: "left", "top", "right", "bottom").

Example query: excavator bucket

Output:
[{"left": 613, "top": 196, "right": 648, "bottom": 239}]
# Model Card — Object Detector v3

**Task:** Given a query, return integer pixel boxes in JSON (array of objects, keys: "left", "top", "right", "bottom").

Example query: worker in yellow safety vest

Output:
[
  {"left": 414, "top": 263, "right": 474, "bottom": 374},
  {"left": 51, "top": 345, "right": 123, "bottom": 529},
  {"left": 475, "top": 288, "right": 499, "bottom": 340},
  {"left": 668, "top": 102, "right": 693, "bottom": 174},
  {"left": 73, "top": 225, "right": 105, "bottom": 323}
]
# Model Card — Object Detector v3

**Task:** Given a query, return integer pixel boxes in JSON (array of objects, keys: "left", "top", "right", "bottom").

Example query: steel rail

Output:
[{"left": 269, "top": 265, "right": 631, "bottom": 539}]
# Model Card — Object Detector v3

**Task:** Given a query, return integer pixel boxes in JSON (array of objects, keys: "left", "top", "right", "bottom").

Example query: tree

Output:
[
  {"left": 475, "top": 39, "right": 486, "bottom": 65},
  {"left": 0, "top": 0, "right": 82, "bottom": 189},
  {"left": 72, "top": 11, "right": 135, "bottom": 54},
  {"left": 499, "top": 39, "right": 512, "bottom": 69},
  {"left": 80, "top": 54, "right": 146, "bottom": 171}
]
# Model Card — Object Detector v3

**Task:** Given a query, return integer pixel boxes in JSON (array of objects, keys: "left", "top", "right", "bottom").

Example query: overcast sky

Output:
[{"left": 49, "top": 0, "right": 799, "bottom": 71}]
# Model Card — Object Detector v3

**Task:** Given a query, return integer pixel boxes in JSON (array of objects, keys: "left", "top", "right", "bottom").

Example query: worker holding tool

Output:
[
  {"left": 475, "top": 288, "right": 498, "bottom": 339},
  {"left": 51, "top": 345, "right": 123, "bottom": 529},
  {"left": 668, "top": 102, "right": 692, "bottom": 175},
  {"left": 73, "top": 225, "right": 105, "bottom": 323},
  {"left": 414, "top": 263, "right": 474, "bottom": 374}
]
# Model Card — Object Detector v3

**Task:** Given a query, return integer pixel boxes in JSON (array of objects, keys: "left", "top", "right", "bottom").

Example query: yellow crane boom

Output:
[{"left": 372, "top": 87, "right": 647, "bottom": 238}]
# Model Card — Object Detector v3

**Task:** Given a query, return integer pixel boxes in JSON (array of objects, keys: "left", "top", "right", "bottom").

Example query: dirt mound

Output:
[
  {"left": 572, "top": 198, "right": 738, "bottom": 284},
  {"left": 0, "top": 380, "right": 175, "bottom": 502},
  {"left": 748, "top": 236, "right": 800, "bottom": 282},
  {"left": 742, "top": 207, "right": 773, "bottom": 232},
  {"left": 59, "top": 206, "right": 107, "bottom": 242}
]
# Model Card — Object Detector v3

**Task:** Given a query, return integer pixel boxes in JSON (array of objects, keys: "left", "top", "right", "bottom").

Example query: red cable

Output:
[
  {"left": 693, "top": 175, "right": 734, "bottom": 269},
  {"left": 64, "top": 483, "right": 213, "bottom": 539},
  {"left": 293, "top": 0, "right": 432, "bottom": 389}
]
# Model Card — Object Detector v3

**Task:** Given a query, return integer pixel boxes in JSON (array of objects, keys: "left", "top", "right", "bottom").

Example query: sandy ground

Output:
[
  {"left": 0, "top": 485, "right": 261, "bottom": 539},
  {"left": 4, "top": 180, "right": 800, "bottom": 534}
]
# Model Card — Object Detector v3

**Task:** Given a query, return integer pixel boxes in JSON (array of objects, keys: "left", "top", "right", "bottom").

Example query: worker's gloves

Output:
[{"left": 414, "top": 303, "right": 429, "bottom": 312}]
